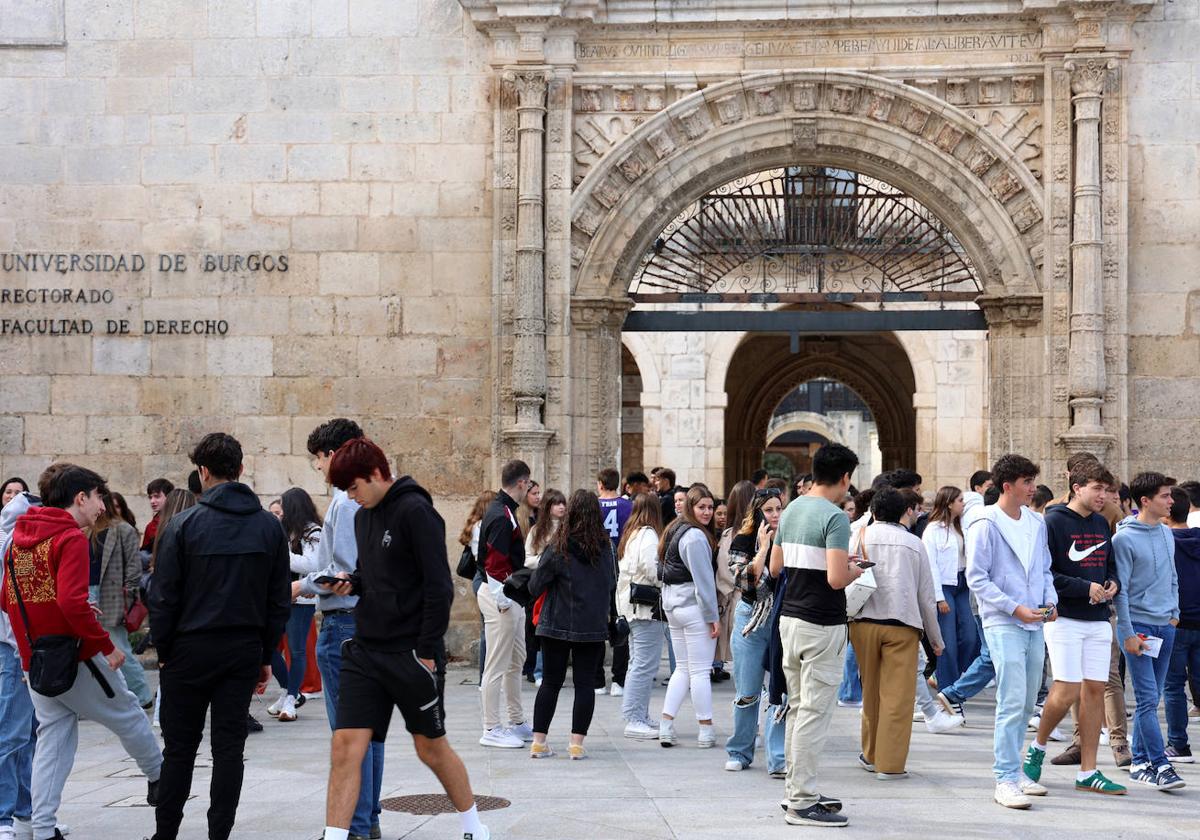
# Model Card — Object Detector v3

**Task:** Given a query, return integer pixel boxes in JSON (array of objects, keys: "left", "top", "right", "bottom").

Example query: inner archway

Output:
[
  {"left": 724, "top": 332, "right": 915, "bottom": 488},
  {"left": 765, "top": 379, "right": 882, "bottom": 483}
]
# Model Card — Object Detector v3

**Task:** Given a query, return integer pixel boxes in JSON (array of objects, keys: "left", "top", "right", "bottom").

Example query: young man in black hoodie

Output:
[
  {"left": 147, "top": 433, "right": 291, "bottom": 840},
  {"left": 1024, "top": 460, "right": 1125, "bottom": 795},
  {"left": 1164, "top": 486, "right": 1200, "bottom": 763},
  {"left": 320, "top": 438, "right": 487, "bottom": 840}
]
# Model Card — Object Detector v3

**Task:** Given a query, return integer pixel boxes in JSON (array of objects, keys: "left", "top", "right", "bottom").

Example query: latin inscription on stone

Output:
[
  {"left": 576, "top": 30, "right": 1043, "bottom": 63},
  {"left": 0, "top": 252, "right": 288, "bottom": 338}
]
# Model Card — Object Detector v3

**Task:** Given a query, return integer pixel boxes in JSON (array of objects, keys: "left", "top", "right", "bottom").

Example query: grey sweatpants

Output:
[{"left": 28, "top": 654, "right": 162, "bottom": 837}]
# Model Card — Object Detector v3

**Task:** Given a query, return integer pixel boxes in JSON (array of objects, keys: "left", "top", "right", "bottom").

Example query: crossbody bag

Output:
[{"left": 5, "top": 544, "right": 81, "bottom": 697}]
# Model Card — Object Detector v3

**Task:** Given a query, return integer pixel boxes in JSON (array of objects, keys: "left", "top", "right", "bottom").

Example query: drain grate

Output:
[{"left": 381, "top": 794, "right": 510, "bottom": 815}]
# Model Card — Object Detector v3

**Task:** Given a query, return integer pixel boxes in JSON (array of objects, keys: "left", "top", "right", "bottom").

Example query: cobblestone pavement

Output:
[{"left": 56, "top": 666, "right": 1196, "bottom": 839}]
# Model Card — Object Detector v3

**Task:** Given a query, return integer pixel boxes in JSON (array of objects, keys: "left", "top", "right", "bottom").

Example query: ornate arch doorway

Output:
[
  {"left": 763, "top": 380, "right": 882, "bottom": 483},
  {"left": 543, "top": 70, "right": 1050, "bottom": 489}
]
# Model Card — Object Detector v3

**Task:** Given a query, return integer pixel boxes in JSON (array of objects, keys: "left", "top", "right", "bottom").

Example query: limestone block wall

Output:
[
  {"left": 1127, "top": 0, "right": 1200, "bottom": 480},
  {"left": 0, "top": 0, "right": 495, "bottom": 651}
]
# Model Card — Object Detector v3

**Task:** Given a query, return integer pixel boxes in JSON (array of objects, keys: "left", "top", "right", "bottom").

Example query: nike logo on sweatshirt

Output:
[{"left": 1067, "top": 540, "right": 1105, "bottom": 563}]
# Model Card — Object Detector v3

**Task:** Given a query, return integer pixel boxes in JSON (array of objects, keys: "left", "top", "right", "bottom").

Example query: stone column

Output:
[
  {"left": 501, "top": 69, "right": 555, "bottom": 476},
  {"left": 568, "top": 296, "right": 632, "bottom": 486},
  {"left": 978, "top": 294, "right": 1047, "bottom": 463},
  {"left": 1061, "top": 57, "right": 1116, "bottom": 459}
]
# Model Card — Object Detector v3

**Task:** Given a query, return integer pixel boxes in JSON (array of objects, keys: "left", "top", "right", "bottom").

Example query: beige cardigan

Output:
[{"left": 854, "top": 521, "right": 944, "bottom": 649}]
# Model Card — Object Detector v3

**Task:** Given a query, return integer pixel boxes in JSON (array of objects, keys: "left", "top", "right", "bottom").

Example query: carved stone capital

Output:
[
  {"left": 569, "top": 296, "right": 632, "bottom": 329},
  {"left": 502, "top": 68, "right": 550, "bottom": 108},
  {"left": 1065, "top": 57, "right": 1115, "bottom": 98},
  {"left": 977, "top": 293, "right": 1044, "bottom": 327},
  {"left": 1057, "top": 427, "right": 1115, "bottom": 460}
]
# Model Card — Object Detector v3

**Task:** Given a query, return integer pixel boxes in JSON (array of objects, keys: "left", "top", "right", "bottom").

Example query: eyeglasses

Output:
[{"left": 755, "top": 488, "right": 782, "bottom": 499}]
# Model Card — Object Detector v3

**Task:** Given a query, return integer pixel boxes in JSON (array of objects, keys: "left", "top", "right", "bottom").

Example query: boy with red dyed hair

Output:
[{"left": 320, "top": 439, "right": 488, "bottom": 840}]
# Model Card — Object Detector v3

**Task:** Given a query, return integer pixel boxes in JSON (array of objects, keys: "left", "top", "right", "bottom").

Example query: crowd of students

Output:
[{"left": 1, "top": 422, "right": 1199, "bottom": 838}]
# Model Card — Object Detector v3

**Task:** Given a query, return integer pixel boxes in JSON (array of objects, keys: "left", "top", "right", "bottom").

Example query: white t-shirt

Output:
[
  {"left": 991, "top": 506, "right": 1039, "bottom": 572},
  {"left": 1188, "top": 511, "right": 1200, "bottom": 529}
]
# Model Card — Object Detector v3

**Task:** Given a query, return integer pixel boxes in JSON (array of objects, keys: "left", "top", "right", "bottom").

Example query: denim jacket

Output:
[
  {"left": 965, "top": 506, "right": 1056, "bottom": 631},
  {"left": 529, "top": 539, "right": 616, "bottom": 643}
]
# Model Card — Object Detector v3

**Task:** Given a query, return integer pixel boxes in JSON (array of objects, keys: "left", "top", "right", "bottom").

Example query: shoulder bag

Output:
[
  {"left": 5, "top": 545, "right": 80, "bottom": 697},
  {"left": 123, "top": 587, "right": 149, "bottom": 633},
  {"left": 844, "top": 529, "right": 877, "bottom": 620},
  {"left": 455, "top": 544, "right": 478, "bottom": 580}
]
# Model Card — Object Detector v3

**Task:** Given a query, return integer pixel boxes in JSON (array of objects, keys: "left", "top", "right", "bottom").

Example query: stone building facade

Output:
[{"left": 0, "top": 0, "right": 1197, "bottom": 651}]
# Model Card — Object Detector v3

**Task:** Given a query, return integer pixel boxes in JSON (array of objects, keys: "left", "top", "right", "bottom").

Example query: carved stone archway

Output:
[{"left": 562, "top": 71, "right": 1047, "bottom": 487}]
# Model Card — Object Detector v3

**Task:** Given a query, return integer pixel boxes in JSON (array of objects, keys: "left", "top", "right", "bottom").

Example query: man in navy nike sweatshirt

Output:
[
  {"left": 1027, "top": 460, "right": 1123, "bottom": 795},
  {"left": 1165, "top": 486, "right": 1200, "bottom": 762}
]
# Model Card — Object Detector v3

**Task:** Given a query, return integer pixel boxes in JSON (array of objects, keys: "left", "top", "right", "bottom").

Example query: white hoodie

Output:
[{"left": 0, "top": 491, "right": 36, "bottom": 651}]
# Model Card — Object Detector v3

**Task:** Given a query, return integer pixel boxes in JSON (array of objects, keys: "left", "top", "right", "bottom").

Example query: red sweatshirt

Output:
[{"left": 1, "top": 506, "right": 114, "bottom": 669}]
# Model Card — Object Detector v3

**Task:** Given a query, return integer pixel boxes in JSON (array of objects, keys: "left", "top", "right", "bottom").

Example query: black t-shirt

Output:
[{"left": 728, "top": 531, "right": 759, "bottom": 604}]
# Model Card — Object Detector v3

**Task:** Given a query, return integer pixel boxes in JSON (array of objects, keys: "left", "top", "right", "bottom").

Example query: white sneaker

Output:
[
  {"left": 1028, "top": 713, "right": 1041, "bottom": 731},
  {"left": 479, "top": 726, "right": 524, "bottom": 748},
  {"left": 464, "top": 826, "right": 490, "bottom": 840},
  {"left": 1047, "top": 726, "right": 1067, "bottom": 743},
  {"left": 623, "top": 721, "right": 658, "bottom": 740},
  {"left": 277, "top": 694, "right": 297, "bottom": 722},
  {"left": 594, "top": 686, "right": 607, "bottom": 695},
  {"left": 508, "top": 721, "right": 534, "bottom": 742},
  {"left": 924, "top": 710, "right": 965, "bottom": 734},
  {"left": 994, "top": 780, "right": 1032, "bottom": 809},
  {"left": 697, "top": 725, "right": 716, "bottom": 749},
  {"left": 659, "top": 719, "right": 677, "bottom": 747},
  {"left": 1099, "top": 727, "right": 1110, "bottom": 746},
  {"left": 912, "top": 704, "right": 924, "bottom": 722},
  {"left": 609, "top": 683, "right": 624, "bottom": 696},
  {"left": 724, "top": 759, "right": 746, "bottom": 771},
  {"left": 267, "top": 689, "right": 287, "bottom": 717},
  {"left": 535, "top": 678, "right": 542, "bottom": 687},
  {"left": 1020, "top": 777, "right": 1048, "bottom": 796},
  {"left": 12, "top": 820, "right": 67, "bottom": 840},
  {"left": 836, "top": 699, "right": 863, "bottom": 708}
]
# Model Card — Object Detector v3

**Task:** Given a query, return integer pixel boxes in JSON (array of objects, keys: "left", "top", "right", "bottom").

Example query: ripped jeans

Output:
[{"left": 725, "top": 601, "right": 785, "bottom": 773}]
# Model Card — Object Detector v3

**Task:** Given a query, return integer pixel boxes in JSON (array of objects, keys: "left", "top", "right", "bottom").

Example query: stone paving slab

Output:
[{"left": 54, "top": 668, "right": 1196, "bottom": 839}]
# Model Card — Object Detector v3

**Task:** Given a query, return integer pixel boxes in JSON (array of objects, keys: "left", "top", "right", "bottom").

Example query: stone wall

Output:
[
  {"left": 1127, "top": 0, "right": 1200, "bottom": 480},
  {"left": 0, "top": 0, "right": 496, "bottom": 648}
]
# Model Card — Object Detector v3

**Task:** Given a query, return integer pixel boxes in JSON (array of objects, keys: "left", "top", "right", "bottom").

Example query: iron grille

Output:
[{"left": 632, "top": 168, "right": 980, "bottom": 302}]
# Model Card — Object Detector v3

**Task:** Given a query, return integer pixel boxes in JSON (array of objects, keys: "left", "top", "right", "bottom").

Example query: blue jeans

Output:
[
  {"left": 941, "top": 614, "right": 993, "bottom": 705},
  {"left": 87, "top": 584, "right": 152, "bottom": 707},
  {"left": 985, "top": 625, "right": 1044, "bottom": 783},
  {"left": 271, "top": 603, "right": 316, "bottom": 698},
  {"left": 726, "top": 602, "right": 785, "bottom": 773},
  {"left": 1165, "top": 626, "right": 1200, "bottom": 750},
  {"left": 838, "top": 642, "right": 862, "bottom": 704},
  {"left": 0, "top": 643, "right": 35, "bottom": 827},
  {"left": 622, "top": 618, "right": 664, "bottom": 725},
  {"left": 1125, "top": 622, "right": 1176, "bottom": 768},
  {"left": 935, "top": 573, "right": 978, "bottom": 690},
  {"left": 317, "top": 613, "right": 384, "bottom": 835}
]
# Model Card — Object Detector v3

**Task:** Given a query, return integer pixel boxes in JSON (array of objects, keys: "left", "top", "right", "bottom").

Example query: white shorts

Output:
[{"left": 1044, "top": 616, "right": 1112, "bottom": 683}]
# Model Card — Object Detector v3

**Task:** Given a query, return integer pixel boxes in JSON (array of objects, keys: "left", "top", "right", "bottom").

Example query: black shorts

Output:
[{"left": 335, "top": 639, "right": 446, "bottom": 741}]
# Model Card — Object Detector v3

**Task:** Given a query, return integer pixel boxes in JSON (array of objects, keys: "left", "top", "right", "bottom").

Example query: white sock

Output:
[
  {"left": 1031, "top": 741, "right": 1046, "bottom": 752},
  {"left": 1077, "top": 770, "right": 1095, "bottom": 782},
  {"left": 460, "top": 804, "right": 484, "bottom": 836},
  {"left": 323, "top": 828, "right": 350, "bottom": 840}
]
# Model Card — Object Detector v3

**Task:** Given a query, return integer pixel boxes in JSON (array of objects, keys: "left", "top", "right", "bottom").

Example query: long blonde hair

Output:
[{"left": 618, "top": 493, "right": 664, "bottom": 560}]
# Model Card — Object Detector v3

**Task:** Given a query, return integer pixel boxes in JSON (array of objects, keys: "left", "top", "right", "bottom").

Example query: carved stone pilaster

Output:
[
  {"left": 504, "top": 68, "right": 551, "bottom": 433},
  {"left": 1061, "top": 57, "right": 1115, "bottom": 458},
  {"left": 568, "top": 296, "right": 633, "bottom": 482}
]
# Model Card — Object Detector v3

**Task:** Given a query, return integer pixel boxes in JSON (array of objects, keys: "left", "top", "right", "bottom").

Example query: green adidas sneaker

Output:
[
  {"left": 1023, "top": 745, "right": 1046, "bottom": 783},
  {"left": 1075, "top": 770, "right": 1127, "bottom": 795}
]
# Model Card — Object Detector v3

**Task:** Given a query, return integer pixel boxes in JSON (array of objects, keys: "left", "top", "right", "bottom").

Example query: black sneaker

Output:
[
  {"left": 147, "top": 778, "right": 160, "bottom": 806},
  {"left": 1155, "top": 764, "right": 1186, "bottom": 790},
  {"left": 246, "top": 714, "right": 263, "bottom": 733},
  {"left": 784, "top": 803, "right": 848, "bottom": 827},
  {"left": 1166, "top": 744, "right": 1194, "bottom": 763},
  {"left": 295, "top": 693, "right": 307, "bottom": 709},
  {"left": 779, "top": 795, "right": 842, "bottom": 814}
]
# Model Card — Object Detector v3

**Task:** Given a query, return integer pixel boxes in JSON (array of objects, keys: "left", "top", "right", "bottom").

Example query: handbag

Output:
[
  {"left": 123, "top": 588, "right": 148, "bottom": 633},
  {"left": 628, "top": 581, "right": 661, "bottom": 607},
  {"left": 844, "top": 529, "right": 877, "bottom": 620},
  {"left": 454, "top": 545, "right": 477, "bottom": 580},
  {"left": 5, "top": 545, "right": 80, "bottom": 697},
  {"left": 608, "top": 614, "right": 630, "bottom": 648}
]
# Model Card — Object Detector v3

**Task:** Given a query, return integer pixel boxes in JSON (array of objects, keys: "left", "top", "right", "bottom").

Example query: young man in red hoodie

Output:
[{"left": 1, "top": 465, "right": 161, "bottom": 840}]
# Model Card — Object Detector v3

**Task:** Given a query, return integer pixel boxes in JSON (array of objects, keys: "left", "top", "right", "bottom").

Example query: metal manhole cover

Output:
[{"left": 381, "top": 794, "right": 510, "bottom": 815}]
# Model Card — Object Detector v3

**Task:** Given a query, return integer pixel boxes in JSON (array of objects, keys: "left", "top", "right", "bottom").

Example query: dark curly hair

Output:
[{"left": 306, "top": 418, "right": 363, "bottom": 457}]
